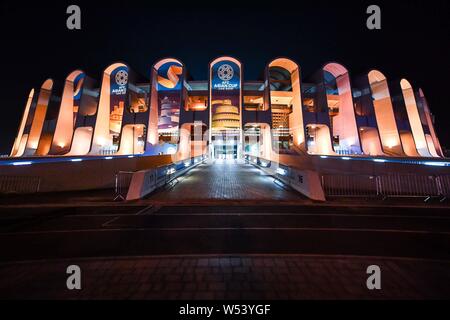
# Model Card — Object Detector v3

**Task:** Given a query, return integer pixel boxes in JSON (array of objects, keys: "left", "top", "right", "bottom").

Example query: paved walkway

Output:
[
  {"left": 148, "top": 160, "right": 304, "bottom": 201},
  {"left": 1, "top": 255, "right": 449, "bottom": 300}
]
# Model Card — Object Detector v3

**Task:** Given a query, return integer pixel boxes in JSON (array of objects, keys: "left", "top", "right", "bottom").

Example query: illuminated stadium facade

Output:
[
  {"left": 2, "top": 56, "right": 450, "bottom": 201},
  {"left": 9, "top": 56, "right": 444, "bottom": 161}
]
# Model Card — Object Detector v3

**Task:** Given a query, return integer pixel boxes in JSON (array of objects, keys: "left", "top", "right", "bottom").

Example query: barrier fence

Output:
[
  {"left": 244, "top": 155, "right": 449, "bottom": 202},
  {"left": 0, "top": 176, "right": 41, "bottom": 194},
  {"left": 322, "top": 174, "right": 448, "bottom": 201},
  {"left": 322, "top": 175, "right": 378, "bottom": 198},
  {"left": 437, "top": 175, "right": 450, "bottom": 200}
]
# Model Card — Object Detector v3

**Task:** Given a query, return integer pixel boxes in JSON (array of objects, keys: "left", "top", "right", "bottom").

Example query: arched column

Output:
[
  {"left": 417, "top": 88, "right": 443, "bottom": 157},
  {"left": 368, "top": 70, "right": 404, "bottom": 156},
  {"left": 146, "top": 58, "right": 185, "bottom": 156},
  {"left": 10, "top": 89, "right": 35, "bottom": 157},
  {"left": 23, "top": 79, "right": 54, "bottom": 156},
  {"left": 90, "top": 63, "right": 128, "bottom": 155},
  {"left": 400, "top": 79, "right": 432, "bottom": 157},
  {"left": 322, "top": 63, "right": 362, "bottom": 155},
  {"left": 268, "top": 58, "right": 307, "bottom": 153},
  {"left": 209, "top": 56, "right": 242, "bottom": 160},
  {"left": 50, "top": 70, "right": 85, "bottom": 155}
]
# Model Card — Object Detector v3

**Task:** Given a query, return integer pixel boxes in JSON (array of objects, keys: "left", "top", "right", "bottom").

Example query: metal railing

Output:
[
  {"left": 114, "top": 155, "right": 206, "bottom": 201},
  {"left": 321, "top": 175, "right": 378, "bottom": 198},
  {"left": 322, "top": 173, "right": 447, "bottom": 202},
  {"left": 436, "top": 175, "right": 450, "bottom": 201},
  {"left": 0, "top": 176, "right": 41, "bottom": 194},
  {"left": 245, "top": 155, "right": 450, "bottom": 202},
  {"left": 377, "top": 174, "right": 439, "bottom": 200}
]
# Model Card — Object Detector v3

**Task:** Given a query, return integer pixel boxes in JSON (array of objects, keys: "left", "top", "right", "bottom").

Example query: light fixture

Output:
[
  {"left": 12, "top": 161, "right": 32, "bottom": 166},
  {"left": 260, "top": 161, "right": 269, "bottom": 167},
  {"left": 423, "top": 162, "right": 448, "bottom": 167}
]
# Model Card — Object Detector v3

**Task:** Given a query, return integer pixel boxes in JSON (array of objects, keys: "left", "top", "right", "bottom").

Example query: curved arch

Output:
[
  {"left": 323, "top": 62, "right": 348, "bottom": 77},
  {"left": 90, "top": 62, "right": 128, "bottom": 155},
  {"left": 41, "top": 79, "right": 53, "bottom": 91},
  {"left": 210, "top": 56, "right": 242, "bottom": 69},
  {"left": 154, "top": 57, "right": 184, "bottom": 70},
  {"left": 10, "top": 89, "right": 35, "bottom": 157},
  {"left": 267, "top": 58, "right": 308, "bottom": 153},
  {"left": 24, "top": 79, "right": 54, "bottom": 156},
  {"left": 50, "top": 70, "right": 85, "bottom": 155},
  {"left": 400, "top": 79, "right": 431, "bottom": 157},
  {"left": 103, "top": 62, "right": 127, "bottom": 76},
  {"left": 268, "top": 58, "right": 298, "bottom": 73},
  {"left": 367, "top": 70, "right": 404, "bottom": 156},
  {"left": 322, "top": 62, "right": 362, "bottom": 155}
]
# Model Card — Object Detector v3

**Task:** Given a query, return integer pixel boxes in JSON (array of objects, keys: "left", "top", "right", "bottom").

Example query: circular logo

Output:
[
  {"left": 217, "top": 64, "right": 234, "bottom": 81},
  {"left": 115, "top": 70, "right": 129, "bottom": 86}
]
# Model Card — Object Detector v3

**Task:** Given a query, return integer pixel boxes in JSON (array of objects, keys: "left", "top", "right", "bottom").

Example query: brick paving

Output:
[
  {"left": 1, "top": 255, "right": 449, "bottom": 300},
  {"left": 149, "top": 160, "right": 304, "bottom": 201}
]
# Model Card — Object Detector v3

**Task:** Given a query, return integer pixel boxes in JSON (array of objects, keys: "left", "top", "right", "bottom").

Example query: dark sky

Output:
[{"left": 0, "top": 0, "right": 448, "bottom": 154}]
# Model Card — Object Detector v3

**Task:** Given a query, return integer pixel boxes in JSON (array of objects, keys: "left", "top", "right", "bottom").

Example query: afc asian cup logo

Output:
[
  {"left": 115, "top": 70, "right": 129, "bottom": 86},
  {"left": 217, "top": 64, "right": 234, "bottom": 81}
]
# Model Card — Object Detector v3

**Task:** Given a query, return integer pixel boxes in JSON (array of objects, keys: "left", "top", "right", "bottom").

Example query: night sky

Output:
[{"left": 0, "top": 0, "right": 448, "bottom": 154}]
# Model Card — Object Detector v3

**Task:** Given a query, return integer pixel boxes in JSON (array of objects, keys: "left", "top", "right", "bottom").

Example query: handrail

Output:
[{"left": 115, "top": 155, "right": 207, "bottom": 201}]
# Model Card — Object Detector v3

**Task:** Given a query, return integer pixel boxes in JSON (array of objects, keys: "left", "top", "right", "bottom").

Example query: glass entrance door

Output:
[{"left": 214, "top": 143, "right": 238, "bottom": 159}]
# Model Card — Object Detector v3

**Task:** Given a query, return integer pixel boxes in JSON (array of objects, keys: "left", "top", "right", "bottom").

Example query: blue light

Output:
[
  {"left": 128, "top": 155, "right": 134, "bottom": 158},
  {"left": 320, "top": 156, "right": 328, "bottom": 159},
  {"left": 373, "top": 159, "right": 387, "bottom": 163},
  {"left": 71, "top": 158, "right": 83, "bottom": 162},
  {"left": 104, "top": 157, "right": 113, "bottom": 160},
  {"left": 423, "top": 162, "right": 449, "bottom": 167},
  {"left": 341, "top": 157, "right": 351, "bottom": 160},
  {"left": 13, "top": 161, "right": 32, "bottom": 166}
]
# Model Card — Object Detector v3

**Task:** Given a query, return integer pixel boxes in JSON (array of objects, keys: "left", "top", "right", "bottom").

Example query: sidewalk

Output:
[{"left": 1, "top": 255, "right": 449, "bottom": 300}]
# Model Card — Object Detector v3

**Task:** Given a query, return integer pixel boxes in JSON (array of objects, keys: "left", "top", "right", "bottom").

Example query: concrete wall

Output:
[{"left": 0, "top": 155, "right": 172, "bottom": 193}]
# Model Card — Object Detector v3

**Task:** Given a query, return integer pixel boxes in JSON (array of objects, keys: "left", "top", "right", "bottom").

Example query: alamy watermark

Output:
[
  {"left": 367, "top": 5, "right": 381, "bottom": 30},
  {"left": 366, "top": 265, "right": 382, "bottom": 290},
  {"left": 66, "top": 5, "right": 81, "bottom": 30},
  {"left": 66, "top": 265, "right": 82, "bottom": 290},
  {"left": 66, "top": 5, "right": 379, "bottom": 31}
]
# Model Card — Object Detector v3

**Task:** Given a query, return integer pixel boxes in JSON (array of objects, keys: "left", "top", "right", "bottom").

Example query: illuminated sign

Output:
[
  {"left": 157, "top": 62, "right": 183, "bottom": 91},
  {"left": 111, "top": 67, "right": 128, "bottom": 96},
  {"left": 211, "top": 61, "right": 240, "bottom": 91},
  {"left": 210, "top": 59, "right": 241, "bottom": 130}
]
